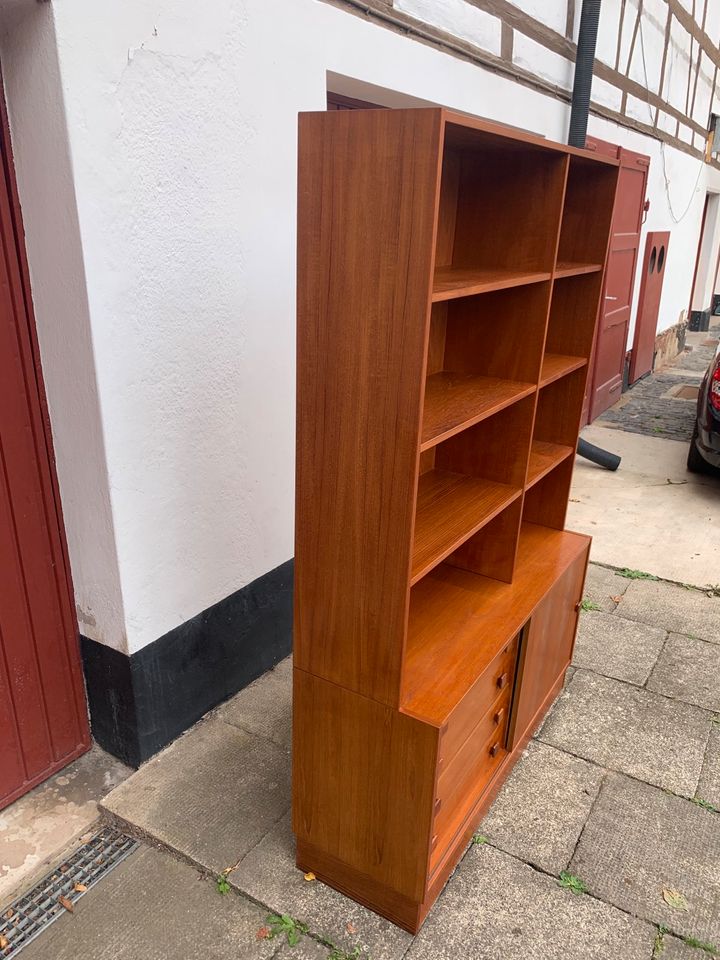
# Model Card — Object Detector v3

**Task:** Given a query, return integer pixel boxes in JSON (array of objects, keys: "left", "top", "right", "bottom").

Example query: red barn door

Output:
[
  {"left": 629, "top": 232, "right": 670, "bottom": 383},
  {"left": 582, "top": 138, "right": 649, "bottom": 423},
  {"left": 0, "top": 84, "right": 89, "bottom": 810}
]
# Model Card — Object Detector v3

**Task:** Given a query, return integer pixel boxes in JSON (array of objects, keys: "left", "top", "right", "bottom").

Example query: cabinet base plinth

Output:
[{"left": 296, "top": 839, "right": 424, "bottom": 933}]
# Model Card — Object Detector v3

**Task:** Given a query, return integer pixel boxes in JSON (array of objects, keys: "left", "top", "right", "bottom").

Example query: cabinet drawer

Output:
[
  {"left": 439, "top": 636, "right": 518, "bottom": 766},
  {"left": 432, "top": 691, "right": 510, "bottom": 857}
]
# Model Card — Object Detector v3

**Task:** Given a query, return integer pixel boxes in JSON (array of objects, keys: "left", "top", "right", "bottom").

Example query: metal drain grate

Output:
[{"left": 0, "top": 827, "right": 137, "bottom": 957}]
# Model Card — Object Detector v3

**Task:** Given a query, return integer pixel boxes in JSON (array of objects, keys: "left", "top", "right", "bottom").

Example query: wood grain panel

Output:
[
  {"left": 293, "top": 669, "right": 438, "bottom": 902},
  {"left": 294, "top": 108, "right": 442, "bottom": 704},
  {"left": 411, "top": 470, "right": 521, "bottom": 584},
  {"left": 508, "top": 549, "right": 588, "bottom": 749},
  {"left": 402, "top": 524, "right": 590, "bottom": 723}
]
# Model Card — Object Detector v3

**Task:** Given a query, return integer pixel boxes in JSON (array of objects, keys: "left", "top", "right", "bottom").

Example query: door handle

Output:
[{"left": 605, "top": 295, "right": 619, "bottom": 300}]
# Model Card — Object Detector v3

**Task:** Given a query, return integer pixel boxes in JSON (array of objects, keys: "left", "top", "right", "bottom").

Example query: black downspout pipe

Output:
[{"left": 568, "top": 0, "right": 621, "bottom": 471}]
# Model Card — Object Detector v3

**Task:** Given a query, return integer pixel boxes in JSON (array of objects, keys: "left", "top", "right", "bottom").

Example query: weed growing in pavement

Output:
[
  {"left": 265, "top": 914, "right": 309, "bottom": 946},
  {"left": 558, "top": 871, "right": 587, "bottom": 895},
  {"left": 682, "top": 935, "right": 720, "bottom": 955},
  {"left": 691, "top": 797, "right": 719, "bottom": 813},
  {"left": 471, "top": 833, "right": 488, "bottom": 845},
  {"left": 580, "top": 599, "right": 602, "bottom": 611},
  {"left": 652, "top": 924, "right": 669, "bottom": 957},
  {"left": 616, "top": 568, "right": 659, "bottom": 580},
  {"left": 216, "top": 875, "right": 231, "bottom": 895}
]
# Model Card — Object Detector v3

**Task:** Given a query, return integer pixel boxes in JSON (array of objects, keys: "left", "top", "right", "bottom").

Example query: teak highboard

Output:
[{"left": 293, "top": 107, "right": 619, "bottom": 932}]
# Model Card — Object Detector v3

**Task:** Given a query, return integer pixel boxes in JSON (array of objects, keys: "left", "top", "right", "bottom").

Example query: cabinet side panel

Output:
[
  {"left": 295, "top": 110, "right": 442, "bottom": 703},
  {"left": 509, "top": 543, "right": 589, "bottom": 748},
  {"left": 293, "top": 669, "right": 437, "bottom": 903}
]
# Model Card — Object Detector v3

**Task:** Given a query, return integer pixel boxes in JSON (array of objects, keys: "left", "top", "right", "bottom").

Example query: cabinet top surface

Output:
[{"left": 298, "top": 107, "right": 620, "bottom": 168}]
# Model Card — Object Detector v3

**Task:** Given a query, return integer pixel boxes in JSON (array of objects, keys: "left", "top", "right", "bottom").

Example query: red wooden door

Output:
[
  {"left": 585, "top": 140, "right": 649, "bottom": 422},
  {"left": 629, "top": 232, "right": 670, "bottom": 383},
  {"left": 0, "top": 89, "right": 89, "bottom": 811}
]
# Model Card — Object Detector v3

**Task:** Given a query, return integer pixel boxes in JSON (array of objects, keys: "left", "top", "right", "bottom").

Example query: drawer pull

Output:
[
  {"left": 496, "top": 672, "right": 508, "bottom": 690},
  {"left": 493, "top": 707, "right": 505, "bottom": 726},
  {"left": 489, "top": 742, "right": 500, "bottom": 758}
]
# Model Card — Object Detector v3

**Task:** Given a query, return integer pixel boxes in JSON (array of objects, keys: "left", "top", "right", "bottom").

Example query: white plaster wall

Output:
[
  {"left": 0, "top": 1, "right": 127, "bottom": 651},
  {"left": 586, "top": 111, "right": 713, "bottom": 343},
  {"left": 3, "top": 0, "right": 715, "bottom": 654}
]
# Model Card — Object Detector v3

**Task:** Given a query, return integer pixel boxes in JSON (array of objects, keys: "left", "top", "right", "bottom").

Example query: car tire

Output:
[{"left": 687, "top": 425, "right": 709, "bottom": 473}]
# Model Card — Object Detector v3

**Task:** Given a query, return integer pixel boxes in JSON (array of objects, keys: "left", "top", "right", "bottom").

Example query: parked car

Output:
[{"left": 687, "top": 339, "right": 720, "bottom": 473}]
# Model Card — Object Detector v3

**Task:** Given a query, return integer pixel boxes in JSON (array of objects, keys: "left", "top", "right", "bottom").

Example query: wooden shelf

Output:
[
  {"left": 402, "top": 523, "right": 590, "bottom": 724},
  {"left": 526, "top": 440, "right": 574, "bottom": 489},
  {"left": 554, "top": 261, "right": 602, "bottom": 279},
  {"left": 411, "top": 470, "right": 521, "bottom": 584},
  {"left": 539, "top": 353, "right": 586, "bottom": 387},
  {"left": 421, "top": 373, "right": 535, "bottom": 451},
  {"left": 432, "top": 266, "right": 551, "bottom": 302}
]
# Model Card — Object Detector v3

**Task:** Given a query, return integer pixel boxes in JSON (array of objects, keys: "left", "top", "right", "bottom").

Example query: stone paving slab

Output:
[
  {"left": 0, "top": 746, "right": 130, "bottom": 906},
  {"left": 215, "top": 656, "right": 292, "bottom": 748},
  {"left": 662, "top": 935, "right": 719, "bottom": 959},
  {"left": 615, "top": 580, "right": 720, "bottom": 644},
  {"left": 572, "top": 611, "right": 666, "bottom": 686},
  {"left": 231, "top": 813, "right": 410, "bottom": 960},
  {"left": 570, "top": 773, "right": 720, "bottom": 945},
  {"left": 583, "top": 564, "right": 629, "bottom": 612},
  {"left": 481, "top": 740, "right": 604, "bottom": 875},
  {"left": 646, "top": 634, "right": 720, "bottom": 712},
  {"left": 538, "top": 671, "right": 711, "bottom": 796},
  {"left": 406, "top": 844, "right": 655, "bottom": 960},
  {"left": 21, "top": 845, "right": 277, "bottom": 960},
  {"left": 101, "top": 718, "right": 290, "bottom": 875},
  {"left": 698, "top": 725, "right": 720, "bottom": 808},
  {"left": 275, "top": 939, "right": 330, "bottom": 959}
]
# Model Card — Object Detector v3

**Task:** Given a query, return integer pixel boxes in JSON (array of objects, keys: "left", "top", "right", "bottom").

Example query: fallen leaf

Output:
[
  {"left": 74, "top": 883, "right": 88, "bottom": 893},
  {"left": 256, "top": 926, "right": 271, "bottom": 940},
  {"left": 58, "top": 895, "right": 74, "bottom": 914},
  {"left": 346, "top": 922, "right": 358, "bottom": 934},
  {"left": 3, "top": 910, "right": 13, "bottom": 920},
  {"left": 0, "top": 935, "right": 8, "bottom": 949},
  {"left": 569, "top": 497, "right": 581, "bottom": 503},
  {"left": 304, "top": 872, "right": 316, "bottom": 882},
  {"left": 610, "top": 595, "right": 623, "bottom": 603},
  {"left": 59, "top": 865, "right": 68, "bottom": 873},
  {"left": 662, "top": 887, "right": 688, "bottom": 910}
]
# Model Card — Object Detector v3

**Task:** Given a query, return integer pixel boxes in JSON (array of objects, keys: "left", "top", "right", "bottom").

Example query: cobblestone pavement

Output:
[
  {"left": 598, "top": 325, "right": 719, "bottom": 442},
  {"left": 11, "top": 567, "right": 719, "bottom": 960}
]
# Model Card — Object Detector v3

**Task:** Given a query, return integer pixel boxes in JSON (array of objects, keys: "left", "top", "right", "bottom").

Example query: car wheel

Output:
[{"left": 687, "top": 424, "right": 709, "bottom": 473}]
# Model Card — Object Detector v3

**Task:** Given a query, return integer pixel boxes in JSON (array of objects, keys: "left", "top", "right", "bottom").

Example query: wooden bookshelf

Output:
[{"left": 294, "top": 107, "right": 619, "bottom": 934}]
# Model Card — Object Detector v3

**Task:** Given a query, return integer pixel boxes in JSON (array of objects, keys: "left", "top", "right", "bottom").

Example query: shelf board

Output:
[
  {"left": 539, "top": 353, "right": 587, "bottom": 388},
  {"left": 402, "top": 523, "right": 591, "bottom": 725},
  {"left": 432, "top": 267, "right": 551, "bottom": 302},
  {"left": 421, "top": 373, "right": 536, "bottom": 451},
  {"left": 554, "top": 261, "right": 602, "bottom": 279},
  {"left": 526, "top": 440, "right": 575, "bottom": 489},
  {"left": 412, "top": 471, "right": 521, "bottom": 585}
]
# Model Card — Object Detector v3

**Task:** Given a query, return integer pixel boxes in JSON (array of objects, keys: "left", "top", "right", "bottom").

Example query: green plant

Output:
[
  {"left": 616, "top": 568, "right": 659, "bottom": 581},
  {"left": 216, "top": 875, "right": 230, "bottom": 895},
  {"left": 558, "top": 871, "right": 587, "bottom": 895},
  {"left": 471, "top": 833, "right": 488, "bottom": 845},
  {"left": 691, "top": 797, "right": 719, "bottom": 812},
  {"left": 265, "top": 914, "right": 309, "bottom": 947},
  {"left": 682, "top": 935, "right": 720, "bottom": 955},
  {"left": 327, "top": 946, "right": 364, "bottom": 960},
  {"left": 580, "top": 598, "right": 602, "bottom": 612},
  {"left": 652, "top": 924, "right": 669, "bottom": 958}
]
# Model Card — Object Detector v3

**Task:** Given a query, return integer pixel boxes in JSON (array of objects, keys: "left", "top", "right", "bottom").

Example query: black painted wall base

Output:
[{"left": 81, "top": 559, "right": 293, "bottom": 768}]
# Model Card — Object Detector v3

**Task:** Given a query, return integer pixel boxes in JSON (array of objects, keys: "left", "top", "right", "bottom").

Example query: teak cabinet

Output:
[{"left": 293, "top": 108, "right": 619, "bottom": 932}]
